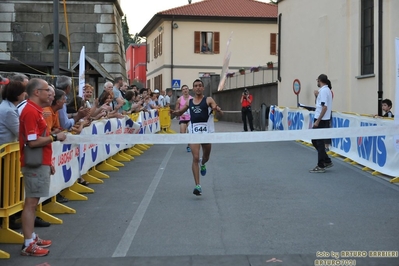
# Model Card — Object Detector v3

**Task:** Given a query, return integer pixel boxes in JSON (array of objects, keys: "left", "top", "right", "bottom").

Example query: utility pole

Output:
[{"left": 53, "top": 0, "right": 59, "bottom": 77}]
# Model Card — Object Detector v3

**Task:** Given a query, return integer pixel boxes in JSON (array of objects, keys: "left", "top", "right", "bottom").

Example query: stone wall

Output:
[{"left": 0, "top": 0, "right": 126, "bottom": 78}]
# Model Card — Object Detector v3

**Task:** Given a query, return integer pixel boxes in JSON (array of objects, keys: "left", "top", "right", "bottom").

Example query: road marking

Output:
[
  {"left": 112, "top": 147, "right": 174, "bottom": 257},
  {"left": 266, "top": 257, "right": 283, "bottom": 263}
]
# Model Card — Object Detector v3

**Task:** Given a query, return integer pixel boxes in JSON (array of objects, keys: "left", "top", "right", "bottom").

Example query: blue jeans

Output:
[{"left": 311, "top": 119, "right": 332, "bottom": 168}]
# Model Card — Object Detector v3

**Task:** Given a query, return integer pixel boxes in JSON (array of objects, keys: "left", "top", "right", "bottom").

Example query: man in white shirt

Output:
[
  {"left": 310, "top": 74, "right": 333, "bottom": 173},
  {"left": 157, "top": 89, "right": 165, "bottom": 107},
  {"left": 56, "top": 76, "right": 90, "bottom": 130},
  {"left": 164, "top": 88, "right": 172, "bottom": 107}
]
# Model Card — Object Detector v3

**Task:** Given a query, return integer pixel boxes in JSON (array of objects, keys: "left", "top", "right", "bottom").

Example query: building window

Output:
[
  {"left": 153, "top": 33, "right": 163, "bottom": 59},
  {"left": 47, "top": 40, "right": 67, "bottom": 50},
  {"left": 361, "top": 0, "right": 374, "bottom": 75},
  {"left": 154, "top": 74, "right": 162, "bottom": 91},
  {"left": 147, "top": 79, "right": 151, "bottom": 89},
  {"left": 270, "top": 33, "right": 278, "bottom": 55},
  {"left": 194, "top": 31, "right": 220, "bottom": 54}
]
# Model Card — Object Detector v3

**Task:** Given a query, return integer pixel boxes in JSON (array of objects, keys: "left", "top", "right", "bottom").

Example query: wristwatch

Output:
[{"left": 51, "top": 133, "right": 58, "bottom": 142}]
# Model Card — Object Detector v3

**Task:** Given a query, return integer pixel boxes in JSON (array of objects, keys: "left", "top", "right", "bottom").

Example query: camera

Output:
[{"left": 244, "top": 88, "right": 248, "bottom": 95}]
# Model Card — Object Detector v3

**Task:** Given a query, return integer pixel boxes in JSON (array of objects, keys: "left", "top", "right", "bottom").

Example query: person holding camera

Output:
[{"left": 241, "top": 88, "right": 254, "bottom": 131}]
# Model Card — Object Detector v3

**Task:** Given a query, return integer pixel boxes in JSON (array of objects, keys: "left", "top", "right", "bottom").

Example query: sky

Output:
[{"left": 120, "top": 0, "right": 272, "bottom": 35}]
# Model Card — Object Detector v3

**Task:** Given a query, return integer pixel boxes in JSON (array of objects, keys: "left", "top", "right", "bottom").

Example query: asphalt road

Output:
[{"left": 1, "top": 120, "right": 399, "bottom": 266}]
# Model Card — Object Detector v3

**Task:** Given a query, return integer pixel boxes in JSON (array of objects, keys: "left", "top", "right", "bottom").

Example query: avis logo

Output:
[
  {"left": 270, "top": 107, "right": 284, "bottom": 130},
  {"left": 61, "top": 144, "right": 72, "bottom": 182},
  {"left": 357, "top": 122, "right": 386, "bottom": 167},
  {"left": 148, "top": 112, "right": 153, "bottom": 132},
  {"left": 287, "top": 112, "right": 304, "bottom": 130},
  {"left": 331, "top": 117, "right": 351, "bottom": 153},
  {"left": 115, "top": 119, "right": 122, "bottom": 148},
  {"left": 91, "top": 124, "right": 98, "bottom": 162},
  {"left": 104, "top": 120, "right": 112, "bottom": 154},
  {"left": 308, "top": 113, "right": 315, "bottom": 129}
]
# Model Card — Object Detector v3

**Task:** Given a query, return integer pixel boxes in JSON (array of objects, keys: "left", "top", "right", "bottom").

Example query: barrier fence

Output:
[
  {"left": 2, "top": 106, "right": 398, "bottom": 258},
  {"left": 0, "top": 108, "right": 174, "bottom": 259},
  {"left": 268, "top": 105, "right": 399, "bottom": 181}
]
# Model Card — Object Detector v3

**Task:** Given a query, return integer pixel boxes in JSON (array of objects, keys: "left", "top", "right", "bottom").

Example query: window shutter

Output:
[
  {"left": 270, "top": 33, "right": 277, "bottom": 55},
  {"left": 147, "top": 43, "right": 150, "bottom": 63},
  {"left": 147, "top": 79, "right": 151, "bottom": 90},
  {"left": 160, "top": 33, "right": 163, "bottom": 55},
  {"left": 194, "top": 31, "right": 200, "bottom": 53},
  {"left": 213, "top": 32, "right": 220, "bottom": 54},
  {"left": 154, "top": 38, "right": 157, "bottom": 59}
]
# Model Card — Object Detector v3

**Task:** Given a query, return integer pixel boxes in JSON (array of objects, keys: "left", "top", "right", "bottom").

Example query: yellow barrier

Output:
[
  {"left": 129, "top": 112, "right": 140, "bottom": 122},
  {"left": 158, "top": 107, "right": 176, "bottom": 133},
  {"left": 0, "top": 142, "right": 24, "bottom": 258}
]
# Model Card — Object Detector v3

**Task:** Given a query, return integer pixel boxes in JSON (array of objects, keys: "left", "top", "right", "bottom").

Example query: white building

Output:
[
  {"left": 277, "top": 0, "right": 399, "bottom": 115},
  {"left": 139, "top": 0, "right": 278, "bottom": 91}
]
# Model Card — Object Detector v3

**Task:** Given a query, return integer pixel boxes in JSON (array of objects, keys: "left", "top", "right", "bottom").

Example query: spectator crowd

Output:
[{"left": 0, "top": 72, "right": 170, "bottom": 233}]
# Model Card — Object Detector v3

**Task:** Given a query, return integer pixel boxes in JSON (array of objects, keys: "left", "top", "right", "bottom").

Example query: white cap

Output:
[{"left": 154, "top": 89, "right": 160, "bottom": 93}]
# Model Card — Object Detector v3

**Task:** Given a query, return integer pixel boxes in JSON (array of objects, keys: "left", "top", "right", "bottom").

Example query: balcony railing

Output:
[{"left": 223, "top": 63, "right": 278, "bottom": 90}]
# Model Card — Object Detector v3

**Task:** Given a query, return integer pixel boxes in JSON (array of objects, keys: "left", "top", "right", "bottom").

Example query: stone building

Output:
[{"left": 0, "top": 0, "right": 126, "bottom": 93}]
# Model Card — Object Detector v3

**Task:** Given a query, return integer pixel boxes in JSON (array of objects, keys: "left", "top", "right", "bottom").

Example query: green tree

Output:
[{"left": 121, "top": 15, "right": 141, "bottom": 49}]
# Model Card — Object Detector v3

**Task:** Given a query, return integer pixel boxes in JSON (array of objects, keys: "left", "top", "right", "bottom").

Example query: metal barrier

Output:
[
  {"left": 158, "top": 107, "right": 175, "bottom": 133},
  {"left": 0, "top": 142, "right": 24, "bottom": 259}
]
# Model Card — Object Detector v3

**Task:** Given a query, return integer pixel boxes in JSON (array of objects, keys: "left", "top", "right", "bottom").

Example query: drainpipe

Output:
[
  {"left": 377, "top": 0, "right": 383, "bottom": 116},
  {"left": 171, "top": 17, "right": 175, "bottom": 102}
]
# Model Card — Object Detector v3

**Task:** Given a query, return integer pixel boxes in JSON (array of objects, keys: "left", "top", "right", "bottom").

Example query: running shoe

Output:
[
  {"left": 21, "top": 242, "right": 49, "bottom": 257},
  {"left": 186, "top": 146, "right": 191, "bottom": 152},
  {"left": 309, "top": 166, "right": 326, "bottom": 173},
  {"left": 199, "top": 158, "right": 206, "bottom": 176},
  {"left": 34, "top": 235, "right": 52, "bottom": 248},
  {"left": 193, "top": 185, "right": 202, "bottom": 196}
]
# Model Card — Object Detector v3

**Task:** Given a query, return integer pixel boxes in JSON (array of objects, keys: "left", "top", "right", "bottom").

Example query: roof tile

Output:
[{"left": 159, "top": 0, "right": 277, "bottom": 18}]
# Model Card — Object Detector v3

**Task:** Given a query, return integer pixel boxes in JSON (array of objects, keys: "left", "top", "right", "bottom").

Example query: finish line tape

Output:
[{"left": 63, "top": 125, "right": 399, "bottom": 145}]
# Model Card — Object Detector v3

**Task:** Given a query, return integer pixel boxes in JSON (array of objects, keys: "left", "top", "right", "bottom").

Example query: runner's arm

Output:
[
  {"left": 208, "top": 97, "right": 223, "bottom": 114},
  {"left": 172, "top": 101, "right": 189, "bottom": 116}
]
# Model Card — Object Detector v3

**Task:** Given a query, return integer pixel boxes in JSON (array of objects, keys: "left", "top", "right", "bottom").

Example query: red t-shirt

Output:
[
  {"left": 19, "top": 100, "right": 52, "bottom": 167},
  {"left": 242, "top": 95, "right": 253, "bottom": 108}
]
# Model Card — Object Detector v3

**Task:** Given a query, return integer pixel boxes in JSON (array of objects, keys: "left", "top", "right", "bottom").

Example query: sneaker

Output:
[
  {"left": 34, "top": 235, "right": 52, "bottom": 248},
  {"left": 21, "top": 242, "right": 49, "bottom": 257},
  {"left": 309, "top": 166, "right": 326, "bottom": 173},
  {"left": 34, "top": 217, "right": 51, "bottom": 227},
  {"left": 186, "top": 146, "right": 191, "bottom": 152},
  {"left": 193, "top": 185, "right": 202, "bottom": 196},
  {"left": 324, "top": 162, "right": 334, "bottom": 169},
  {"left": 199, "top": 158, "right": 206, "bottom": 176}
]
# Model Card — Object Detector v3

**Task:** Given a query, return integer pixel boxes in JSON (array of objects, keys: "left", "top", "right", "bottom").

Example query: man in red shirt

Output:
[
  {"left": 241, "top": 88, "right": 254, "bottom": 131},
  {"left": 19, "top": 78, "right": 66, "bottom": 256}
]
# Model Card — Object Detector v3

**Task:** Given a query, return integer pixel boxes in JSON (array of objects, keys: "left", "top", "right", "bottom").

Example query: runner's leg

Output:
[
  {"left": 201, "top": 143, "right": 211, "bottom": 165},
  {"left": 190, "top": 143, "right": 201, "bottom": 185}
]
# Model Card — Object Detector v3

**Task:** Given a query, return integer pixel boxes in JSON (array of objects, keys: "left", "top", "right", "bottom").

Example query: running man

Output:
[
  {"left": 175, "top": 84, "right": 193, "bottom": 152},
  {"left": 172, "top": 79, "right": 223, "bottom": 196}
]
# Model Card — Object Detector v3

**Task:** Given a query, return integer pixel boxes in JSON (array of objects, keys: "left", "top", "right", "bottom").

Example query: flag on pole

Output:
[
  {"left": 394, "top": 38, "right": 399, "bottom": 151},
  {"left": 217, "top": 32, "right": 233, "bottom": 91},
  {"left": 78, "top": 46, "right": 85, "bottom": 97}
]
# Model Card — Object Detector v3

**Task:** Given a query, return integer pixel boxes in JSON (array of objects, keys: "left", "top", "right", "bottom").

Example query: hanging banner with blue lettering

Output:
[{"left": 269, "top": 106, "right": 399, "bottom": 178}]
